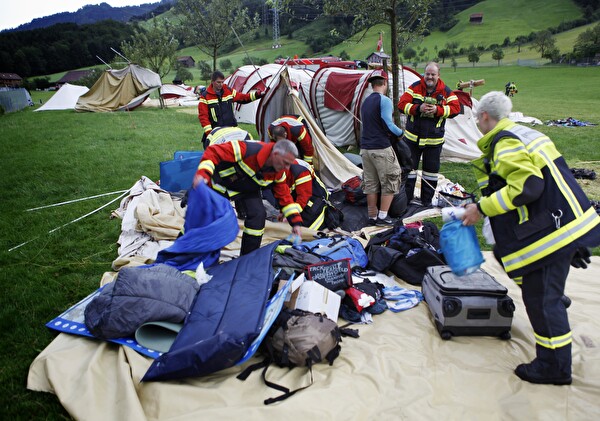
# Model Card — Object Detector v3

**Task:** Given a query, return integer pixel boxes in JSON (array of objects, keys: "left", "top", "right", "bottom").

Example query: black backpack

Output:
[{"left": 237, "top": 308, "right": 357, "bottom": 405}]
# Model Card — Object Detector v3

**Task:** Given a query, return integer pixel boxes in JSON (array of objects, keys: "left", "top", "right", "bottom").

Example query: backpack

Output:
[
  {"left": 237, "top": 308, "right": 357, "bottom": 405},
  {"left": 341, "top": 175, "right": 367, "bottom": 205}
]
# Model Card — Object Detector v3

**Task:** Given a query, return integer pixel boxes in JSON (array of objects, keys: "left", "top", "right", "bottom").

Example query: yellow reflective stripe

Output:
[
  {"left": 250, "top": 91, "right": 257, "bottom": 101},
  {"left": 203, "top": 124, "right": 212, "bottom": 133},
  {"left": 442, "top": 104, "right": 450, "bottom": 118},
  {"left": 304, "top": 155, "right": 313, "bottom": 164},
  {"left": 198, "top": 160, "right": 215, "bottom": 174},
  {"left": 218, "top": 167, "right": 236, "bottom": 177},
  {"left": 420, "top": 137, "right": 444, "bottom": 146},
  {"left": 297, "top": 130, "right": 306, "bottom": 141},
  {"left": 233, "top": 141, "right": 269, "bottom": 187},
  {"left": 538, "top": 148, "right": 585, "bottom": 218},
  {"left": 535, "top": 331, "right": 572, "bottom": 349},
  {"left": 447, "top": 93, "right": 458, "bottom": 102},
  {"left": 222, "top": 94, "right": 234, "bottom": 101},
  {"left": 308, "top": 208, "right": 326, "bottom": 230},
  {"left": 488, "top": 188, "right": 513, "bottom": 214},
  {"left": 517, "top": 205, "right": 528, "bottom": 224},
  {"left": 503, "top": 207, "right": 600, "bottom": 273},
  {"left": 404, "top": 130, "right": 418, "bottom": 142},
  {"left": 402, "top": 103, "right": 413, "bottom": 114},
  {"left": 295, "top": 174, "right": 312, "bottom": 186},
  {"left": 512, "top": 276, "right": 522, "bottom": 285},
  {"left": 212, "top": 183, "right": 227, "bottom": 194},
  {"left": 494, "top": 144, "right": 527, "bottom": 167},
  {"left": 306, "top": 200, "right": 313, "bottom": 207},
  {"left": 276, "top": 172, "right": 287, "bottom": 183},
  {"left": 210, "top": 109, "right": 217, "bottom": 121},
  {"left": 243, "top": 226, "right": 264, "bottom": 237},
  {"left": 282, "top": 203, "right": 302, "bottom": 217},
  {"left": 199, "top": 97, "right": 208, "bottom": 104}
]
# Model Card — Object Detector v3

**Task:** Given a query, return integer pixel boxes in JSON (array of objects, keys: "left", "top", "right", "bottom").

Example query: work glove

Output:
[{"left": 571, "top": 247, "right": 592, "bottom": 269}]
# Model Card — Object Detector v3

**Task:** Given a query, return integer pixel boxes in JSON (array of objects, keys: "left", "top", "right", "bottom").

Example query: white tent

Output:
[
  {"left": 225, "top": 64, "right": 316, "bottom": 126},
  {"left": 35, "top": 83, "right": 89, "bottom": 112}
]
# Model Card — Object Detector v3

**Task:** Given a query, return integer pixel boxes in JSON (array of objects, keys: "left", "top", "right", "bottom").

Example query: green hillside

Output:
[{"left": 421, "top": 0, "right": 582, "bottom": 51}]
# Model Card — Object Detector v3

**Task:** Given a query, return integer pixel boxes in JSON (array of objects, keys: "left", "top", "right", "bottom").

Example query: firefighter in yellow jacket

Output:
[{"left": 463, "top": 91, "right": 600, "bottom": 385}]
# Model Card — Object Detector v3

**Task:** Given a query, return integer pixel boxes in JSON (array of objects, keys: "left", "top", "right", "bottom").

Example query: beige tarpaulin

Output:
[
  {"left": 75, "top": 64, "right": 161, "bottom": 112},
  {"left": 28, "top": 242, "right": 600, "bottom": 420}
]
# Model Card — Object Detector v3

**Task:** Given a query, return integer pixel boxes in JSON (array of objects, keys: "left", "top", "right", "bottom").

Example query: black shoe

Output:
[
  {"left": 561, "top": 295, "right": 572, "bottom": 309},
  {"left": 368, "top": 218, "right": 377, "bottom": 226},
  {"left": 514, "top": 362, "right": 572, "bottom": 385},
  {"left": 375, "top": 216, "right": 395, "bottom": 226}
]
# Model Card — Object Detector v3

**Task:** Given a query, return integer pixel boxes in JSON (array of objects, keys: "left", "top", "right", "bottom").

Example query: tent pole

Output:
[
  {"left": 9, "top": 190, "right": 130, "bottom": 252},
  {"left": 26, "top": 190, "right": 129, "bottom": 212}
]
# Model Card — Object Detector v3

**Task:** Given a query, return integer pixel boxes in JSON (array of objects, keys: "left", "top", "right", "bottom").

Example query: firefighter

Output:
[
  {"left": 269, "top": 158, "right": 337, "bottom": 231},
  {"left": 398, "top": 62, "right": 461, "bottom": 207},
  {"left": 198, "top": 71, "right": 265, "bottom": 149},
  {"left": 268, "top": 114, "right": 315, "bottom": 165},
  {"left": 206, "top": 126, "right": 254, "bottom": 147},
  {"left": 462, "top": 91, "right": 600, "bottom": 385},
  {"left": 193, "top": 139, "right": 303, "bottom": 255}
]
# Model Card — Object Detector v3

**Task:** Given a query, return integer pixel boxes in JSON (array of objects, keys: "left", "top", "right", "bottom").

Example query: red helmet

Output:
[{"left": 367, "top": 69, "right": 388, "bottom": 82}]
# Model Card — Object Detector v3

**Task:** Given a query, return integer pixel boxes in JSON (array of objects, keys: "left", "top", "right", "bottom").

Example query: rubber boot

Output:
[
  {"left": 405, "top": 176, "right": 416, "bottom": 203},
  {"left": 240, "top": 233, "right": 262, "bottom": 256},
  {"left": 515, "top": 344, "right": 572, "bottom": 385},
  {"left": 420, "top": 178, "right": 437, "bottom": 207}
]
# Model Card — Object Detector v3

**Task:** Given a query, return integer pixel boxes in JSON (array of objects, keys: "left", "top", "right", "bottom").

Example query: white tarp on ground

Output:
[
  {"left": 35, "top": 83, "right": 89, "bottom": 111},
  {"left": 160, "top": 84, "right": 197, "bottom": 100}
]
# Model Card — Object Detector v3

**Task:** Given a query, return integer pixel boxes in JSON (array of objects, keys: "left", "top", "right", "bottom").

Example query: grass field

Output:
[{"left": 2, "top": 63, "right": 600, "bottom": 418}]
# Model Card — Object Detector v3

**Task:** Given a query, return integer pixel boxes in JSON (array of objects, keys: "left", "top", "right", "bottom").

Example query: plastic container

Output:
[{"left": 439, "top": 219, "right": 484, "bottom": 276}]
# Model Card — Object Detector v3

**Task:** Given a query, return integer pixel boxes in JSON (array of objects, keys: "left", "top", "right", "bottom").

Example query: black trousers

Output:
[
  {"left": 404, "top": 140, "right": 442, "bottom": 206},
  {"left": 521, "top": 253, "right": 574, "bottom": 373},
  {"left": 237, "top": 194, "right": 266, "bottom": 256}
]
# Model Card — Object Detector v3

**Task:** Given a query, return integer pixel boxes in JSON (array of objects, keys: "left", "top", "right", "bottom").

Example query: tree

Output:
[
  {"left": 175, "top": 66, "right": 194, "bottom": 83},
  {"left": 175, "top": 0, "right": 252, "bottom": 72},
  {"left": 120, "top": 19, "right": 178, "bottom": 79},
  {"left": 219, "top": 58, "right": 233, "bottom": 73},
  {"left": 437, "top": 48, "right": 451, "bottom": 63},
  {"left": 467, "top": 49, "right": 480, "bottom": 67},
  {"left": 515, "top": 35, "right": 528, "bottom": 53},
  {"left": 322, "top": 0, "right": 433, "bottom": 124},
  {"left": 492, "top": 48, "right": 504, "bottom": 66},
  {"left": 197, "top": 60, "right": 212, "bottom": 84},
  {"left": 530, "top": 30, "right": 556, "bottom": 58},
  {"left": 573, "top": 23, "right": 600, "bottom": 59}
]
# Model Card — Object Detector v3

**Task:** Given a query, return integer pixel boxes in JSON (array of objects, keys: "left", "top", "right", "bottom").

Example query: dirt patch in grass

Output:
[{"left": 572, "top": 161, "right": 600, "bottom": 200}]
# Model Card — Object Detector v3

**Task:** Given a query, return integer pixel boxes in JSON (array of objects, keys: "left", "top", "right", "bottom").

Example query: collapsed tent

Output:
[
  {"left": 75, "top": 64, "right": 161, "bottom": 112},
  {"left": 256, "top": 66, "right": 361, "bottom": 190},
  {"left": 35, "top": 83, "right": 89, "bottom": 111},
  {"left": 159, "top": 83, "right": 196, "bottom": 100}
]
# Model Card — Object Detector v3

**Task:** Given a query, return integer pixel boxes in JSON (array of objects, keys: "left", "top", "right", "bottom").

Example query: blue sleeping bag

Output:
[
  {"left": 142, "top": 240, "right": 280, "bottom": 381},
  {"left": 154, "top": 182, "right": 239, "bottom": 271}
]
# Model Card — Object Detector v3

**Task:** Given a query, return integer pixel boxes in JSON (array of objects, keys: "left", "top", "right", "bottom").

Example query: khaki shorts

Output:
[{"left": 360, "top": 147, "right": 401, "bottom": 195}]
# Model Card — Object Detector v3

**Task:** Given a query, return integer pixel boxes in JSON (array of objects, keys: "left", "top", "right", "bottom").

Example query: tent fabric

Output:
[
  {"left": 35, "top": 83, "right": 89, "bottom": 111},
  {"left": 160, "top": 84, "right": 196, "bottom": 100},
  {"left": 75, "top": 64, "right": 161, "bottom": 112},
  {"left": 324, "top": 73, "right": 362, "bottom": 111},
  {"left": 27, "top": 244, "right": 600, "bottom": 420},
  {"left": 257, "top": 68, "right": 362, "bottom": 190},
  {"left": 111, "top": 177, "right": 184, "bottom": 271}
]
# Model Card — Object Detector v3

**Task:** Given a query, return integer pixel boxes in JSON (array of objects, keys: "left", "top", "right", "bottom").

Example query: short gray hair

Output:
[
  {"left": 273, "top": 138, "right": 298, "bottom": 157},
  {"left": 477, "top": 91, "right": 512, "bottom": 120}
]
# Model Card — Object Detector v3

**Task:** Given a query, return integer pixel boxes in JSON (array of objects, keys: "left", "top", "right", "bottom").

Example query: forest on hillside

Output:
[{"left": 0, "top": 0, "right": 597, "bottom": 81}]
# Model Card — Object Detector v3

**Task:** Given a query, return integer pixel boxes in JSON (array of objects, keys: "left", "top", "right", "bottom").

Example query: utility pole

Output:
[{"left": 272, "top": 0, "right": 280, "bottom": 49}]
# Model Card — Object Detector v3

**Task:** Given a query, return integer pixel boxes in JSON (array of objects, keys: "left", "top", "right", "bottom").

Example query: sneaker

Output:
[
  {"left": 409, "top": 198, "right": 422, "bottom": 206},
  {"left": 514, "top": 362, "right": 572, "bottom": 386},
  {"left": 376, "top": 216, "right": 395, "bottom": 226},
  {"left": 368, "top": 218, "right": 377, "bottom": 226}
]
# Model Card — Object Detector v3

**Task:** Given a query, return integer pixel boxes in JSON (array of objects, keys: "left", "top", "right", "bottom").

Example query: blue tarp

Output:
[{"left": 153, "top": 182, "right": 239, "bottom": 271}]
